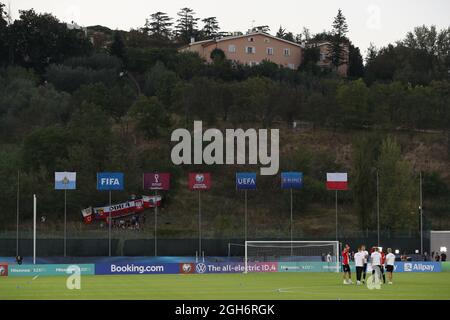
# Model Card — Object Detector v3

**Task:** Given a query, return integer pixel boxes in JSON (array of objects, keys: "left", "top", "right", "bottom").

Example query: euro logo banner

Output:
[
  {"left": 143, "top": 173, "right": 170, "bottom": 190},
  {"left": 188, "top": 173, "right": 211, "bottom": 190},
  {"left": 281, "top": 172, "right": 303, "bottom": 189},
  {"left": 236, "top": 172, "right": 257, "bottom": 190},
  {"left": 55, "top": 172, "right": 76, "bottom": 190},
  {"left": 97, "top": 172, "right": 124, "bottom": 191}
]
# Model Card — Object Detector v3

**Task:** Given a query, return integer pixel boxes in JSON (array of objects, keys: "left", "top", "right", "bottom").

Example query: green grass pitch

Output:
[{"left": 1, "top": 273, "right": 450, "bottom": 300}]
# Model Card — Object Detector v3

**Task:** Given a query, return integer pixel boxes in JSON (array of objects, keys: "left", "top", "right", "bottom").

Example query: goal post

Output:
[{"left": 244, "top": 241, "right": 340, "bottom": 273}]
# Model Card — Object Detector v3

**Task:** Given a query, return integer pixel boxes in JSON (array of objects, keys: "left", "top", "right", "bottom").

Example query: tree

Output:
[
  {"left": 276, "top": 26, "right": 286, "bottom": 38},
  {"left": 143, "top": 61, "right": 179, "bottom": 105},
  {"left": 336, "top": 79, "right": 369, "bottom": 127},
  {"left": 201, "top": 17, "right": 220, "bottom": 39},
  {"left": 144, "top": 12, "right": 173, "bottom": 40},
  {"left": 332, "top": 9, "right": 348, "bottom": 39},
  {"left": 8, "top": 9, "right": 92, "bottom": 72},
  {"left": 351, "top": 133, "right": 383, "bottom": 230},
  {"left": 348, "top": 44, "right": 364, "bottom": 78},
  {"left": 330, "top": 9, "right": 349, "bottom": 70},
  {"left": 129, "top": 96, "right": 170, "bottom": 139},
  {"left": 377, "top": 137, "right": 415, "bottom": 232},
  {"left": 22, "top": 125, "right": 70, "bottom": 171},
  {"left": 276, "top": 26, "right": 295, "bottom": 42},
  {"left": 0, "top": 2, "right": 8, "bottom": 66},
  {"left": 175, "top": 7, "right": 199, "bottom": 44},
  {"left": 109, "top": 31, "right": 127, "bottom": 65}
]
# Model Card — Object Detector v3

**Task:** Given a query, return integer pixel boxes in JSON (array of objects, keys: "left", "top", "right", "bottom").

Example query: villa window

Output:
[
  {"left": 228, "top": 44, "right": 236, "bottom": 53},
  {"left": 266, "top": 47, "right": 274, "bottom": 55},
  {"left": 246, "top": 46, "right": 256, "bottom": 54},
  {"left": 283, "top": 48, "right": 291, "bottom": 56}
]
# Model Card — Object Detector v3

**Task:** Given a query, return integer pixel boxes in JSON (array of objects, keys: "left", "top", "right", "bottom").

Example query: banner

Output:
[
  {"left": 188, "top": 173, "right": 211, "bottom": 190},
  {"left": 95, "top": 263, "right": 179, "bottom": 275},
  {"left": 326, "top": 172, "right": 348, "bottom": 190},
  {"left": 55, "top": 172, "right": 76, "bottom": 190},
  {"left": 8, "top": 264, "right": 95, "bottom": 277},
  {"left": 278, "top": 262, "right": 339, "bottom": 273},
  {"left": 143, "top": 173, "right": 170, "bottom": 190},
  {"left": 192, "top": 262, "right": 278, "bottom": 274},
  {"left": 81, "top": 207, "right": 93, "bottom": 224},
  {"left": 97, "top": 172, "right": 124, "bottom": 191},
  {"left": 281, "top": 172, "right": 303, "bottom": 189},
  {"left": 81, "top": 195, "right": 162, "bottom": 223},
  {"left": 236, "top": 172, "right": 257, "bottom": 190}
]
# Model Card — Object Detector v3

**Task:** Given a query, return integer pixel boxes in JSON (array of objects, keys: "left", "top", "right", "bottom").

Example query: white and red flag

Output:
[{"left": 326, "top": 173, "right": 348, "bottom": 190}]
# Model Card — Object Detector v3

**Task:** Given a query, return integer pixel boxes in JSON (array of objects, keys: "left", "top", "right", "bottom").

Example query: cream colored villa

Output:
[{"left": 180, "top": 30, "right": 349, "bottom": 75}]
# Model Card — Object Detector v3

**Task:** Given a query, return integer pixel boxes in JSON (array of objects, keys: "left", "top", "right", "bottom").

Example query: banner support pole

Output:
[
  {"left": 64, "top": 189, "right": 67, "bottom": 257},
  {"left": 335, "top": 190, "right": 338, "bottom": 241},
  {"left": 33, "top": 194, "right": 36, "bottom": 265},
  {"left": 198, "top": 190, "right": 202, "bottom": 255},
  {"left": 109, "top": 190, "right": 112, "bottom": 257},
  {"left": 290, "top": 188, "right": 293, "bottom": 256},
  {"left": 155, "top": 190, "right": 158, "bottom": 257},
  {"left": 245, "top": 189, "right": 248, "bottom": 244},
  {"left": 16, "top": 170, "right": 20, "bottom": 257}
]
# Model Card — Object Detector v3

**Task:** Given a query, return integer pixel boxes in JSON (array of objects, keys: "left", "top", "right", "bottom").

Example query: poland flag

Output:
[{"left": 326, "top": 173, "right": 348, "bottom": 190}]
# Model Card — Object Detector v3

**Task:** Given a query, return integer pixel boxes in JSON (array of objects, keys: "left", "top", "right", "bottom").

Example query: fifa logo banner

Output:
[
  {"left": 55, "top": 172, "right": 76, "bottom": 190},
  {"left": 188, "top": 173, "right": 211, "bottom": 190},
  {"left": 281, "top": 172, "right": 303, "bottom": 189},
  {"left": 97, "top": 172, "right": 124, "bottom": 190},
  {"left": 143, "top": 173, "right": 170, "bottom": 190},
  {"left": 236, "top": 172, "right": 257, "bottom": 190}
]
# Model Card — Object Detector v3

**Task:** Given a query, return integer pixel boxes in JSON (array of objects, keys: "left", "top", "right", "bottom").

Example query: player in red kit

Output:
[
  {"left": 342, "top": 244, "right": 352, "bottom": 284},
  {"left": 380, "top": 249, "right": 386, "bottom": 284}
]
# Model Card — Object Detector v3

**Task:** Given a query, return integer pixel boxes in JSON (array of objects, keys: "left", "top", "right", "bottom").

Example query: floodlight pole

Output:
[
  {"left": 33, "top": 194, "right": 36, "bottom": 265},
  {"left": 377, "top": 170, "right": 380, "bottom": 247},
  {"left": 244, "top": 190, "right": 248, "bottom": 244},
  {"left": 335, "top": 190, "right": 338, "bottom": 241},
  {"left": 108, "top": 190, "right": 112, "bottom": 257},
  {"left": 16, "top": 170, "right": 20, "bottom": 257},
  {"left": 154, "top": 190, "right": 158, "bottom": 257},
  {"left": 290, "top": 188, "right": 293, "bottom": 256},
  {"left": 198, "top": 190, "right": 202, "bottom": 255},
  {"left": 420, "top": 171, "right": 423, "bottom": 255},
  {"left": 64, "top": 189, "right": 67, "bottom": 257}
]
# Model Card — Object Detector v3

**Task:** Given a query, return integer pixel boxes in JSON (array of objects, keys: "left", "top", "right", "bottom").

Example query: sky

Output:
[{"left": 6, "top": 0, "right": 450, "bottom": 57}]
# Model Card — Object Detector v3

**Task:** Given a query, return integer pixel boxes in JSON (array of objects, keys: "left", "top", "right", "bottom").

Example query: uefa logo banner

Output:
[
  {"left": 281, "top": 172, "right": 303, "bottom": 189},
  {"left": 188, "top": 173, "right": 211, "bottom": 190},
  {"left": 143, "top": 173, "right": 170, "bottom": 190},
  {"left": 55, "top": 172, "right": 76, "bottom": 190},
  {"left": 236, "top": 172, "right": 257, "bottom": 190},
  {"left": 97, "top": 172, "right": 124, "bottom": 191}
]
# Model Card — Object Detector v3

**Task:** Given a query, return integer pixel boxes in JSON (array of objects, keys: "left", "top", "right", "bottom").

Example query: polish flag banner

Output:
[{"left": 326, "top": 173, "right": 348, "bottom": 190}]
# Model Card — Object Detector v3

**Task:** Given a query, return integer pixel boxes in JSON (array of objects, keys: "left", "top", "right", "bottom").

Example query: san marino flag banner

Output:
[{"left": 55, "top": 172, "right": 76, "bottom": 190}]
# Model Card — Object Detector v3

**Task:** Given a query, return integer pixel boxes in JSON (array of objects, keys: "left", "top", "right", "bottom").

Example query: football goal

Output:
[{"left": 244, "top": 241, "right": 340, "bottom": 273}]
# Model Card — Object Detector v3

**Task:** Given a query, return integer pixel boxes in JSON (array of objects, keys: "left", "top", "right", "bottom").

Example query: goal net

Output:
[{"left": 244, "top": 241, "right": 340, "bottom": 273}]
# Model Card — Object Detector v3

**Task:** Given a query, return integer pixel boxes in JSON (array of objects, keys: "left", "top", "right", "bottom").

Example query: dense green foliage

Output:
[{"left": 0, "top": 5, "right": 449, "bottom": 237}]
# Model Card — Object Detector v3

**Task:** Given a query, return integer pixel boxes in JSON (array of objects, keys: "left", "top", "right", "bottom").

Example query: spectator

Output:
[
  {"left": 441, "top": 252, "right": 447, "bottom": 262},
  {"left": 16, "top": 255, "right": 23, "bottom": 265},
  {"left": 435, "top": 254, "right": 441, "bottom": 262}
]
